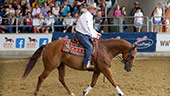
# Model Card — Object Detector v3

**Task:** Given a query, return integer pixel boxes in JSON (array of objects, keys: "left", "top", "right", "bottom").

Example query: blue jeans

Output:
[{"left": 76, "top": 32, "right": 93, "bottom": 66}]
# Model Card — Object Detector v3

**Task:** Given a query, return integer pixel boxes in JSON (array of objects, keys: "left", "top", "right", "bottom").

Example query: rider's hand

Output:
[{"left": 96, "top": 33, "right": 101, "bottom": 39}]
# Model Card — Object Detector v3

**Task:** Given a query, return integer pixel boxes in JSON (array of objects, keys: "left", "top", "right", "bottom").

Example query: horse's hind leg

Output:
[
  {"left": 101, "top": 67, "right": 126, "bottom": 96},
  {"left": 58, "top": 63, "right": 75, "bottom": 96},
  {"left": 34, "top": 69, "right": 53, "bottom": 96},
  {"left": 83, "top": 71, "right": 101, "bottom": 96}
]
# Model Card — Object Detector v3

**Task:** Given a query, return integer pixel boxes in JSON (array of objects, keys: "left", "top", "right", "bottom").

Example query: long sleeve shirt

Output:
[{"left": 75, "top": 11, "right": 99, "bottom": 38}]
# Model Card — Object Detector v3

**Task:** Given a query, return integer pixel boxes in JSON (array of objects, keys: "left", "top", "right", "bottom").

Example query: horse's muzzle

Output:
[{"left": 124, "top": 65, "right": 131, "bottom": 72}]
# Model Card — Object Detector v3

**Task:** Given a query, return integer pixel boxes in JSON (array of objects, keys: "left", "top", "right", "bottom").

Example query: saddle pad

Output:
[{"left": 61, "top": 40, "right": 99, "bottom": 57}]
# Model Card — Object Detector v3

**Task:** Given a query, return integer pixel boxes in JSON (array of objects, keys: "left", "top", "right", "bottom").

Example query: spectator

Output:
[
  {"left": 29, "top": 0, "right": 34, "bottom": 6},
  {"left": 0, "top": 16, "right": 6, "bottom": 33},
  {"left": 152, "top": 3, "right": 163, "bottom": 32},
  {"left": 42, "top": 11, "right": 54, "bottom": 33},
  {"left": 56, "top": 0, "right": 63, "bottom": 6},
  {"left": 134, "top": 8, "right": 144, "bottom": 32},
  {"left": 5, "top": 14, "right": 15, "bottom": 33},
  {"left": 25, "top": 2, "right": 32, "bottom": 15},
  {"left": 23, "top": 12, "right": 33, "bottom": 33},
  {"left": 5, "top": 3, "right": 15, "bottom": 16},
  {"left": 18, "top": 12, "right": 25, "bottom": 33},
  {"left": 114, "top": 5, "right": 122, "bottom": 16},
  {"left": 15, "top": 4, "right": 23, "bottom": 17},
  {"left": 130, "top": 1, "right": 143, "bottom": 16},
  {"left": 12, "top": 1, "right": 18, "bottom": 10},
  {"left": 130, "top": 1, "right": 144, "bottom": 32},
  {"left": 86, "top": 0, "right": 94, "bottom": 4},
  {"left": 47, "top": 0, "right": 55, "bottom": 4},
  {"left": 41, "top": 1, "right": 51, "bottom": 17},
  {"left": 0, "top": 8, "right": 5, "bottom": 17},
  {"left": 32, "top": 0, "right": 40, "bottom": 8},
  {"left": 94, "top": 11, "right": 103, "bottom": 32},
  {"left": 71, "top": 11, "right": 79, "bottom": 33},
  {"left": 62, "top": 12, "right": 73, "bottom": 33},
  {"left": 121, "top": 6, "right": 128, "bottom": 31},
  {"left": 33, "top": 13, "right": 44, "bottom": 33},
  {"left": 32, "top": 4, "right": 41, "bottom": 17},
  {"left": 52, "top": 2, "right": 60, "bottom": 16},
  {"left": 39, "top": 0, "right": 46, "bottom": 7},
  {"left": 60, "top": 1, "right": 70, "bottom": 17},
  {"left": 97, "top": 0, "right": 106, "bottom": 11},
  {"left": 3, "top": 0, "right": 12, "bottom": 8},
  {"left": 73, "top": 0, "right": 85, "bottom": 14}
]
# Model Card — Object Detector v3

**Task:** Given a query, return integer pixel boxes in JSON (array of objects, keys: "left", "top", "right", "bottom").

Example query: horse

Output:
[{"left": 22, "top": 38, "right": 138, "bottom": 96}]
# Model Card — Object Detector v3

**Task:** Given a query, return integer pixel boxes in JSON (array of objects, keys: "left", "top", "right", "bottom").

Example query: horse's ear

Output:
[{"left": 133, "top": 45, "right": 139, "bottom": 50}]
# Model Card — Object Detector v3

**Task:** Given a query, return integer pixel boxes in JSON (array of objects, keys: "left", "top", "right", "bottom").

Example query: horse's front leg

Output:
[
  {"left": 83, "top": 71, "right": 101, "bottom": 96},
  {"left": 101, "top": 67, "right": 126, "bottom": 96},
  {"left": 58, "top": 63, "right": 75, "bottom": 96}
]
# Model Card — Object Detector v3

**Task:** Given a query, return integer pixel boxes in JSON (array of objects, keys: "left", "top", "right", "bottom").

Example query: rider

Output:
[{"left": 75, "top": 3, "right": 101, "bottom": 69}]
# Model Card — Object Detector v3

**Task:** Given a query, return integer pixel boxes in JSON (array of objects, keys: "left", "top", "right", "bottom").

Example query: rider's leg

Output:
[{"left": 76, "top": 32, "right": 93, "bottom": 67}]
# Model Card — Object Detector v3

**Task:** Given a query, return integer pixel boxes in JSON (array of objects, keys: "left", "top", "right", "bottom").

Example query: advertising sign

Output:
[
  {"left": 0, "top": 34, "right": 52, "bottom": 51},
  {"left": 52, "top": 32, "right": 156, "bottom": 52},
  {"left": 156, "top": 33, "right": 170, "bottom": 51}
]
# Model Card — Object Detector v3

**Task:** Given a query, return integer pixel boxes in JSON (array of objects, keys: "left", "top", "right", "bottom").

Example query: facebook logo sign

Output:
[
  {"left": 16, "top": 38, "right": 25, "bottom": 48},
  {"left": 39, "top": 38, "right": 48, "bottom": 47}
]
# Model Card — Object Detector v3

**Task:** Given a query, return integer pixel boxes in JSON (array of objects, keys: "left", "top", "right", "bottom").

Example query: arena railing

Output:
[
  {"left": 151, "top": 16, "right": 170, "bottom": 32},
  {"left": 1, "top": 16, "right": 168, "bottom": 33}
]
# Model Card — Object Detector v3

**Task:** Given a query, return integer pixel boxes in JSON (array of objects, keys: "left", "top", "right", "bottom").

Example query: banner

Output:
[
  {"left": 0, "top": 34, "right": 52, "bottom": 51},
  {"left": 52, "top": 32, "right": 156, "bottom": 52},
  {"left": 156, "top": 33, "right": 170, "bottom": 51}
]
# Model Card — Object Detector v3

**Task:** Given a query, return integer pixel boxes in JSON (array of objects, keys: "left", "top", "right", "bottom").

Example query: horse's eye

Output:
[{"left": 131, "top": 56, "right": 134, "bottom": 59}]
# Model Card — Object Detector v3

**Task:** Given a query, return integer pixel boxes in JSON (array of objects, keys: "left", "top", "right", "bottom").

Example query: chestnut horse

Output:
[{"left": 22, "top": 39, "right": 138, "bottom": 96}]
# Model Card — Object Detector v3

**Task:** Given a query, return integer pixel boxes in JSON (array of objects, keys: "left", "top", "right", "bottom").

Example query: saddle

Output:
[{"left": 62, "top": 36, "right": 99, "bottom": 57}]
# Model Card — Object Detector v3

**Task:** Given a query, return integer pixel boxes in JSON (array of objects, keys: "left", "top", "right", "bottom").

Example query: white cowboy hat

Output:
[{"left": 86, "top": 3, "right": 100, "bottom": 10}]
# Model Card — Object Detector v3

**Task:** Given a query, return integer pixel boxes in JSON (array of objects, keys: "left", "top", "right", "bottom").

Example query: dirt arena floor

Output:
[{"left": 0, "top": 57, "right": 170, "bottom": 96}]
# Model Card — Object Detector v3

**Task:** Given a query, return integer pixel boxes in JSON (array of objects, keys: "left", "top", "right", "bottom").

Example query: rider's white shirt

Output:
[{"left": 75, "top": 11, "right": 99, "bottom": 38}]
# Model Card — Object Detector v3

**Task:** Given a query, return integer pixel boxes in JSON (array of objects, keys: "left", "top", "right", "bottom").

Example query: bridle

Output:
[{"left": 116, "top": 47, "right": 134, "bottom": 65}]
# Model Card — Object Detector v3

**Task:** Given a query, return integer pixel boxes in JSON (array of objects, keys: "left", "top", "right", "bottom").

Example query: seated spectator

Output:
[
  {"left": 134, "top": 8, "right": 144, "bottom": 32},
  {"left": 86, "top": 0, "right": 94, "bottom": 4},
  {"left": 72, "top": 0, "right": 85, "bottom": 14},
  {"left": 39, "top": 0, "right": 46, "bottom": 7},
  {"left": 33, "top": 14, "right": 44, "bottom": 33},
  {"left": 52, "top": 2, "right": 60, "bottom": 17},
  {"left": 15, "top": 4, "right": 23, "bottom": 17},
  {"left": 18, "top": 12, "right": 25, "bottom": 33},
  {"left": 5, "top": 3, "right": 15, "bottom": 16},
  {"left": 3, "top": 0, "right": 12, "bottom": 8},
  {"left": 62, "top": 11, "right": 74, "bottom": 33},
  {"left": 71, "top": 12, "right": 79, "bottom": 33},
  {"left": 5, "top": 14, "right": 15, "bottom": 33},
  {"left": 25, "top": 2, "right": 32, "bottom": 15},
  {"left": 22, "top": 12, "right": 33, "bottom": 33},
  {"left": 0, "top": 8, "right": 5, "bottom": 17},
  {"left": 60, "top": 1, "right": 70, "bottom": 17},
  {"left": 94, "top": 11, "right": 103, "bottom": 32},
  {"left": 41, "top": 1, "right": 51, "bottom": 17},
  {"left": 0, "top": 16, "right": 6, "bottom": 33},
  {"left": 32, "top": 0, "right": 40, "bottom": 8},
  {"left": 56, "top": 0, "right": 63, "bottom": 6},
  {"left": 32, "top": 4, "right": 41, "bottom": 17},
  {"left": 42, "top": 11, "right": 55, "bottom": 33},
  {"left": 97, "top": 0, "right": 106, "bottom": 11}
]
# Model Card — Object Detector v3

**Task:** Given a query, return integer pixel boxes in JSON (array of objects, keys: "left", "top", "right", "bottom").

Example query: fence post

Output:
[
  {"left": 151, "top": 17, "right": 153, "bottom": 32},
  {"left": 146, "top": 16, "right": 149, "bottom": 32},
  {"left": 16, "top": 18, "right": 18, "bottom": 34},
  {"left": 119, "top": 17, "right": 123, "bottom": 32}
]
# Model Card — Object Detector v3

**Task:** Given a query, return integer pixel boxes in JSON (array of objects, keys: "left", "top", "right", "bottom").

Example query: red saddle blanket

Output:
[{"left": 61, "top": 39, "right": 99, "bottom": 57}]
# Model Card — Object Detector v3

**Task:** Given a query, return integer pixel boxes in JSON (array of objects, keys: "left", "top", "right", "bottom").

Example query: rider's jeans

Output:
[{"left": 76, "top": 32, "right": 93, "bottom": 66}]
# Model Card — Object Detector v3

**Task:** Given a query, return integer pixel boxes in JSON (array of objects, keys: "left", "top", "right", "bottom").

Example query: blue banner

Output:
[{"left": 52, "top": 32, "right": 156, "bottom": 52}]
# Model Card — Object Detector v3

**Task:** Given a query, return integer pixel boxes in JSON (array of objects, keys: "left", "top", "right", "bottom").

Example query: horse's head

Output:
[{"left": 122, "top": 45, "right": 138, "bottom": 72}]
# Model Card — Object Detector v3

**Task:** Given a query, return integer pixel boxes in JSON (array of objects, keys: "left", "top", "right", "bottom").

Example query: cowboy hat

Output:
[{"left": 86, "top": 3, "right": 100, "bottom": 10}]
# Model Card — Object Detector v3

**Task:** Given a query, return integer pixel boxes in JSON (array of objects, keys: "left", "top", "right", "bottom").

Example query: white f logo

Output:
[
  {"left": 42, "top": 40, "right": 47, "bottom": 45},
  {"left": 19, "top": 40, "right": 23, "bottom": 48}
]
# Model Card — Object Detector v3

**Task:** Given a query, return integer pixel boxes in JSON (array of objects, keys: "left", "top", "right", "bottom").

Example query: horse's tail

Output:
[{"left": 22, "top": 45, "right": 45, "bottom": 80}]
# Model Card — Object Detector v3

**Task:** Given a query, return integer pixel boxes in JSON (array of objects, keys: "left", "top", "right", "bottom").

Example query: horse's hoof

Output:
[
  {"left": 70, "top": 93, "right": 75, "bottom": 96},
  {"left": 83, "top": 91, "right": 87, "bottom": 96}
]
